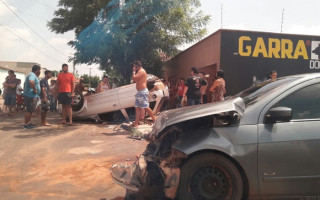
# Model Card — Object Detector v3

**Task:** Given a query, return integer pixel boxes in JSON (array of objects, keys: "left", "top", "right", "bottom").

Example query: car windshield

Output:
[{"left": 231, "top": 77, "right": 299, "bottom": 107}]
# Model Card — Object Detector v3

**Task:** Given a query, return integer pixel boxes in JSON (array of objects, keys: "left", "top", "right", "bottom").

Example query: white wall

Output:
[{"left": 0, "top": 68, "right": 8, "bottom": 88}]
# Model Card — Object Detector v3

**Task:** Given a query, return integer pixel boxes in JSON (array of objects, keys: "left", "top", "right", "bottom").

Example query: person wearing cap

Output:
[
  {"left": 97, "top": 75, "right": 111, "bottom": 93},
  {"left": 48, "top": 80, "right": 57, "bottom": 112},
  {"left": 40, "top": 70, "right": 52, "bottom": 126}
]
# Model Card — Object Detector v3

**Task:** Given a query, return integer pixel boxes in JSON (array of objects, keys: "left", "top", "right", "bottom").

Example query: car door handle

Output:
[{"left": 264, "top": 172, "right": 276, "bottom": 176}]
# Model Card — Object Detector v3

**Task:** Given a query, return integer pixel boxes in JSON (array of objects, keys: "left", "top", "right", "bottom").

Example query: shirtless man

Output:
[{"left": 132, "top": 60, "right": 156, "bottom": 127}]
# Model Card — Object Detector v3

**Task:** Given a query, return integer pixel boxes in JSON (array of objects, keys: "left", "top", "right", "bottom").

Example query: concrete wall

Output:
[
  {"left": 167, "top": 30, "right": 222, "bottom": 81},
  {"left": 0, "top": 61, "right": 34, "bottom": 74},
  {"left": 0, "top": 61, "right": 44, "bottom": 91},
  {"left": 165, "top": 30, "right": 222, "bottom": 104}
]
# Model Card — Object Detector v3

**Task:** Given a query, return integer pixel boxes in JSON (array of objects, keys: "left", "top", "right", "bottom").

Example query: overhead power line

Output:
[
  {"left": 0, "top": 23, "right": 64, "bottom": 65},
  {"left": 220, "top": 2, "right": 223, "bottom": 29},
  {"left": 30, "top": 0, "right": 56, "bottom": 10},
  {"left": 0, "top": 0, "right": 69, "bottom": 58},
  {"left": 15, "top": 8, "right": 49, "bottom": 22}
]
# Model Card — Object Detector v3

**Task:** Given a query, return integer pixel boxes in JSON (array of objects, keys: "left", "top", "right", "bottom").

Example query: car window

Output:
[
  {"left": 274, "top": 83, "right": 320, "bottom": 120},
  {"left": 231, "top": 77, "right": 298, "bottom": 107}
]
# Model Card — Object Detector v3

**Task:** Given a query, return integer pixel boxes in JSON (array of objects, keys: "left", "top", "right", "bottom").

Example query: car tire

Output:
[
  {"left": 177, "top": 153, "right": 243, "bottom": 200},
  {"left": 72, "top": 91, "right": 84, "bottom": 111}
]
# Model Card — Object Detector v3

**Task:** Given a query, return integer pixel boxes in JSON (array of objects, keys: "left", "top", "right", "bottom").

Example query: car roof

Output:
[
  {"left": 240, "top": 73, "right": 320, "bottom": 125},
  {"left": 270, "top": 73, "right": 320, "bottom": 92},
  {"left": 285, "top": 72, "right": 320, "bottom": 80}
]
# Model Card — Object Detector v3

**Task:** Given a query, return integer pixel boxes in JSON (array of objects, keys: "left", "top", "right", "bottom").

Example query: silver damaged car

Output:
[{"left": 110, "top": 73, "right": 320, "bottom": 199}]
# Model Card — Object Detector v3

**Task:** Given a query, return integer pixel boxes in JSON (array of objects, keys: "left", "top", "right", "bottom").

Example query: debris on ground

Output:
[
  {"left": 121, "top": 124, "right": 144, "bottom": 140},
  {"left": 105, "top": 125, "right": 116, "bottom": 129}
]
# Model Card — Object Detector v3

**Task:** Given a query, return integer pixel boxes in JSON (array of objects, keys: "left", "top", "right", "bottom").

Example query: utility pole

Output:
[
  {"left": 280, "top": 9, "right": 285, "bottom": 33},
  {"left": 72, "top": 53, "right": 75, "bottom": 75},
  {"left": 72, "top": 58, "right": 75, "bottom": 75},
  {"left": 221, "top": 1, "right": 223, "bottom": 29},
  {"left": 88, "top": 67, "right": 93, "bottom": 88},
  {"left": 69, "top": 53, "right": 76, "bottom": 75}
]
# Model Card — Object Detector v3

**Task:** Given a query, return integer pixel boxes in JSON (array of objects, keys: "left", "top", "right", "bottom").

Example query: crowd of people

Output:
[
  {"left": 174, "top": 67, "right": 226, "bottom": 108},
  {"left": 174, "top": 67, "right": 278, "bottom": 108},
  {"left": 1, "top": 70, "right": 58, "bottom": 117},
  {"left": 0, "top": 64, "right": 73, "bottom": 129},
  {"left": 0, "top": 63, "right": 123, "bottom": 129},
  {"left": 174, "top": 67, "right": 279, "bottom": 108},
  {"left": 0, "top": 61, "right": 278, "bottom": 129}
]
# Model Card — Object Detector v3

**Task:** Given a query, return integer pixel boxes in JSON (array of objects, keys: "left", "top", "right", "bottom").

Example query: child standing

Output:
[{"left": 16, "top": 79, "right": 24, "bottom": 111}]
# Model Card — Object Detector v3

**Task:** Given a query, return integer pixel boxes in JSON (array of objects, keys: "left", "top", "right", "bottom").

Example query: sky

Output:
[{"left": 1, "top": 0, "right": 320, "bottom": 78}]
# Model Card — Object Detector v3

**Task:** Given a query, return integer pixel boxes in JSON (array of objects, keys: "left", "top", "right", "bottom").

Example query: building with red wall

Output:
[{"left": 166, "top": 29, "right": 320, "bottom": 102}]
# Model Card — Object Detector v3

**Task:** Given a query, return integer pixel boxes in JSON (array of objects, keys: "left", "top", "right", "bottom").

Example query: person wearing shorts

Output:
[
  {"left": 40, "top": 70, "right": 52, "bottom": 126},
  {"left": 135, "top": 88, "right": 149, "bottom": 108},
  {"left": 58, "top": 92, "right": 72, "bottom": 104},
  {"left": 3, "top": 70, "right": 18, "bottom": 115},
  {"left": 23, "top": 65, "right": 41, "bottom": 129},
  {"left": 131, "top": 60, "right": 156, "bottom": 127},
  {"left": 24, "top": 96, "right": 39, "bottom": 114},
  {"left": 56, "top": 64, "right": 75, "bottom": 125}
]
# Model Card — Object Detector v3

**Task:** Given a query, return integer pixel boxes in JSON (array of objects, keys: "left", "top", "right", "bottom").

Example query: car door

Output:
[
  {"left": 118, "top": 83, "right": 137, "bottom": 109},
  {"left": 258, "top": 82, "right": 320, "bottom": 196},
  {"left": 81, "top": 89, "right": 120, "bottom": 117}
]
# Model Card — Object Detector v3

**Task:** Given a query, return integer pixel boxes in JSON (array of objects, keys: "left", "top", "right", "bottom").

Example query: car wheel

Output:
[
  {"left": 72, "top": 91, "right": 84, "bottom": 111},
  {"left": 178, "top": 153, "right": 243, "bottom": 200}
]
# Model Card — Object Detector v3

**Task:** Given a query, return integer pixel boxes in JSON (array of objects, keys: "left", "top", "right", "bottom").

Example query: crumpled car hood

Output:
[{"left": 152, "top": 97, "right": 245, "bottom": 136}]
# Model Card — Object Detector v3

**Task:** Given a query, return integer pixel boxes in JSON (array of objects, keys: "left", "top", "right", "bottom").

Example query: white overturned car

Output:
[{"left": 69, "top": 75, "right": 169, "bottom": 121}]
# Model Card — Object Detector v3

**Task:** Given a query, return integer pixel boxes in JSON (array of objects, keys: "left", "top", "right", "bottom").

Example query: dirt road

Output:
[{"left": 0, "top": 111, "right": 148, "bottom": 200}]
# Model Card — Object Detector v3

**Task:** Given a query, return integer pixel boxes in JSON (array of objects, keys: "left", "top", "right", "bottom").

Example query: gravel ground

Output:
[{"left": 0, "top": 97, "right": 150, "bottom": 200}]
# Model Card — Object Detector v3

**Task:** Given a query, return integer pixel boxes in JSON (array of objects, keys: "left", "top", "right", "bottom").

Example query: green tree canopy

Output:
[
  {"left": 48, "top": 0, "right": 112, "bottom": 36},
  {"left": 49, "top": 0, "right": 210, "bottom": 83},
  {"left": 81, "top": 74, "right": 100, "bottom": 88}
]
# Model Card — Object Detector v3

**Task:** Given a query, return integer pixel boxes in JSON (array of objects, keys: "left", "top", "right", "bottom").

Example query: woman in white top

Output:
[{"left": 97, "top": 75, "right": 111, "bottom": 93}]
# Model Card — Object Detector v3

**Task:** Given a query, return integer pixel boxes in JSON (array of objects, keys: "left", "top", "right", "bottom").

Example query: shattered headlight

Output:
[
  {"left": 154, "top": 115, "right": 162, "bottom": 131},
  {"left": 151, "top": 112, "right": 168, "bottom": 136}
]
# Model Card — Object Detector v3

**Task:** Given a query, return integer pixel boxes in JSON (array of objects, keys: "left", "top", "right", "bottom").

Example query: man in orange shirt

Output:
[{"left": 56, "top": 64, "right": 75, "bottom": 125}]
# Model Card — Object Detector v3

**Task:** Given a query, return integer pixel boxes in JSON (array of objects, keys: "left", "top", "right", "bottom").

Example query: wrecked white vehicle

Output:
[{"left": 70, "top": 75, "right": 169, "bottom": 121}]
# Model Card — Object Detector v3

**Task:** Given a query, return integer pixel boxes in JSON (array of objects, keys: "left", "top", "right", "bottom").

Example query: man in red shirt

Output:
[{"left": 56, "top": 64, "right": 75, "bottom": 125}]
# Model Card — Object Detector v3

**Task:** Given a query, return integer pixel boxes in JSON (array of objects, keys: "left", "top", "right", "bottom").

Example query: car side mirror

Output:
[{"left": 265, "top": 107, "right": 292, "bottom": 123}]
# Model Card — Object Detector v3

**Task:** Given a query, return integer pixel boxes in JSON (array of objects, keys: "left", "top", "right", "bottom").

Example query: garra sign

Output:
[{"left": 238, "top": 36, "right": 309, "bottom": 60}]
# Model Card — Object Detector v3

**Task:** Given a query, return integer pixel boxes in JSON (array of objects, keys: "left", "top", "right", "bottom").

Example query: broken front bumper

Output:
[
  {"left": 109, "top": 156, "right": 147, "bottom": 192},
  {"left": 110, "top": 148, "right": 187, "bottom": 199}
]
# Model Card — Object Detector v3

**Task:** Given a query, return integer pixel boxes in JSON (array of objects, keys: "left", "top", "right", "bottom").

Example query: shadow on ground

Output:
[{"left": 13, "top": 127, "right": 70, "bottom": 138}]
